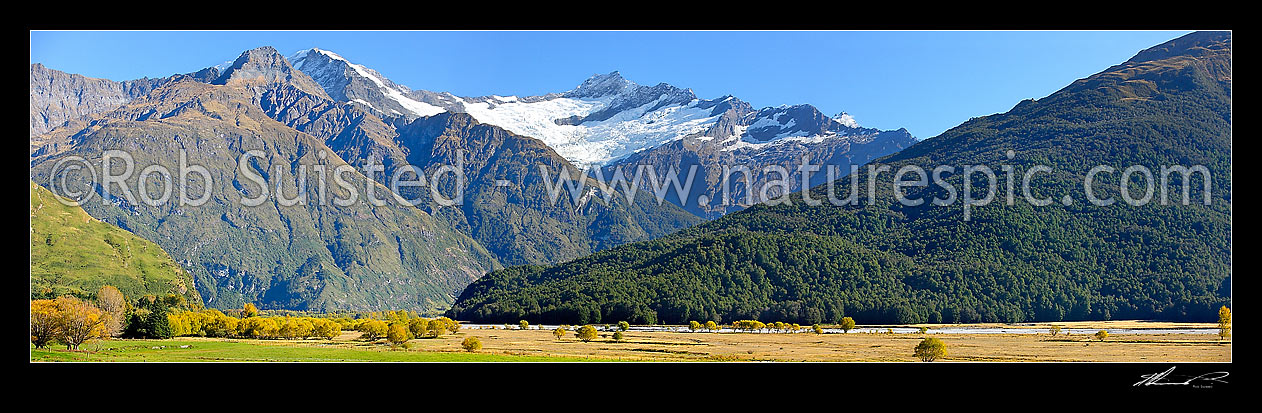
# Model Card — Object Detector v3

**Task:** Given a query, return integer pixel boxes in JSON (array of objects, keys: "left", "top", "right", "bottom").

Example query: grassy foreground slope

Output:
[
  {"left": 30, "top": 180, "right": 202, "bottom": 304},
  {"left": 449, "top": 31, "right": 1231, "bottom": 325}
]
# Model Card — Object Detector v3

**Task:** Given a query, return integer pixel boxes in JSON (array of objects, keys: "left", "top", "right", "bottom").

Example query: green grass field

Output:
[{"left": 30, "top": 337, "right": 609, "bottom": 362}]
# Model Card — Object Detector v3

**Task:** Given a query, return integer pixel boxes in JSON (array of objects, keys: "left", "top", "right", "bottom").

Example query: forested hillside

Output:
[{"left": 448, "top": 31, "right": 1232, "bottom": 325}]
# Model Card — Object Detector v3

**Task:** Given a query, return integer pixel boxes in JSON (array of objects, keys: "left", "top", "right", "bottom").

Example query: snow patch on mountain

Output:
[
  {"left": 834, "top": 112, "right": 859, "bottom": 128},
  {"left": 722, "top": 133, "right": 838, "bottom": 152},
  {"left": 458, "top": 92, "right": 721, "bottom": 166}
]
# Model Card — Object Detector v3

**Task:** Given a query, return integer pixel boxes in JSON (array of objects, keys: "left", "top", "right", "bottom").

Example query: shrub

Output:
[
  {"left": 914, "top": 337, "right": 948, "bottom": 362},
  {"left": 461, "top": 336, "right": 482, "bottom": 352},
  {"left": 840, "top": 317, "right": 856, "bottom": 333}
]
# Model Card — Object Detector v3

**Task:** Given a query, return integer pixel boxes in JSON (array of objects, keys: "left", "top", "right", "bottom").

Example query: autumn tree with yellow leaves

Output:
[
  {"left": 387, "top": 323, "right": 412, "bottom": 348},
  {"left": 1217, "top": 306, "right": 1231, "bottom": 340},
  {"left": 30, "top": 299, "right": 60, "bottom": 349},
  {"left": 53, "top": 296, "right": 107, "bottom": 350},
  {"left": 576, "top": 325, "right": 598, "bottom": 342}
]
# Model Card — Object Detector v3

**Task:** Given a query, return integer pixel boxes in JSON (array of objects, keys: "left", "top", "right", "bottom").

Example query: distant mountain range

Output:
[
  {"left": 286, "top": 48, "right": 917, "bottom": 217},
  {"left": 29, "top": 63, "right": 218, "bottom": 141}
]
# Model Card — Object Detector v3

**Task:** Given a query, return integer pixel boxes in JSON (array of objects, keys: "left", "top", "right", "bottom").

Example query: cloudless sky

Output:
[{"left": 30, "top": 30, "right": 1191, "bottom": 138}]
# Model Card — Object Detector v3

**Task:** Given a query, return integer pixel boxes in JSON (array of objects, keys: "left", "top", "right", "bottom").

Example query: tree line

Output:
[{"left": 30, "top": 287, "right": 466, "bottom": 349}]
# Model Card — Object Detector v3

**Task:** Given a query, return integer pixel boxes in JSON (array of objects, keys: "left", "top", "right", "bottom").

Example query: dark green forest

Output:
[{"left": 448, "top": 32, "right": 1232, "bottom": 325}]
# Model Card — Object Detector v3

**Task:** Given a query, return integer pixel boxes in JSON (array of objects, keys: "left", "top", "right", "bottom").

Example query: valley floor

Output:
[{"left": 30, "top": 321, "right": 1230, "bottom": 363}]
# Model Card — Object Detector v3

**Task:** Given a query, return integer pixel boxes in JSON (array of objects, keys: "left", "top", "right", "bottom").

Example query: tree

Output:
[
  {"left": 1094, "top": 330, "right": 1109, "bottom": 341},
  {"left": 54, "top": 296, "right": 106, "bottom": 350},
  {"left": 840, "top": 317, "right": 856, "bottom": 333},
  {"left": 238, "top": 317, "right": 278, "bottom": 339},
  {"left": 279, "top": 317, "right": 314, "bottom": 339},
  {"left": 704, "top": 320, "right": 717, "bottom": 332},
  {"left": 408, "top": 317, "right": 431, "bottom": 338},
  {"left": 31, "top": 299, "right": 60, "bottom": 348},
  {"left": 612, "top": 331, "right": 625, "bottom": 342},
  {"left": 241, "top": 303, "right": 259, "bottom": 318},
  {"left": 1217, "top": 306, "right": 1231, "bottom": 340},
  {"left": 553, "top": 326, "right": 566, "bottom": 340},
  {"left": 617, "top": 321, "right": 630, "bottom": 331},
  {"left": 96, "top": 286, "right": 126, "bottom": 337},
  {"left": 918, "top": 327, "right": 928, "bottom": 334},
  {"left": 461, "top": 336, "right": 482, "bottom": 352},
  {"left": 689, "top": 321, "right": 701, "bottom": 332},
  {"left": 428, "top": 319, "right": 448, "bottom": 337},
  {"left": 732, "top": 320, "right": 766, "bottom": 332},
  {"left": 387, "top": 323, "right": 411, "bottom": 348},
  {"left": 519, "top": 320, "right": 530, "bottom": 330},
  {"left": 313, "top": 319, "right": 341, "bottom": 340},
  {"left": 203, "top": 310, "right": 239, "bottom": 337},
  {"left": 123, "top": 296, "right": 173, "bottom": 339},
  {"left": 438, "top": 317, "right": 460, "bottom": 334},
  {"left": 812, "top": 324, "right": 823, "bottom": 335},
  {"left": 914, "top": 337, "right": 947, "bottom": 362},
  {"left": 576, "top": 325, "right": 598, "bottom": 342},
  {"left": 359, "top": 320, "right": 388, "bottom": 340},
  {"left": 1049, "top": 325, "right": 1062, "bottom": 336}
]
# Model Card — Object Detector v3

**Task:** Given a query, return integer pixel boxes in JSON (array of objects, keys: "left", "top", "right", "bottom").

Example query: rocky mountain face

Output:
[
  {"left": 213, "top": 47, "right": 329, "bottom": 100},
  {"left": 30, "top": 49, "right": 501, "bottom": 312},
  {"left": 29, "top": 63, "right": 219, "bottom": 140},
  {"left": 257, "top": 48, "right": 702, "bottom": 267},
  {"left": 601, "top": 103, "right": 918, "bottom": 217},
  {"left": 391, "top": 112, "right": 701, "bottom": 266}
]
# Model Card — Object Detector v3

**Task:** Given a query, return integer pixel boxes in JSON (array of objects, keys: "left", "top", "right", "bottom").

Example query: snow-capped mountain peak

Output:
[
  {"left": 286, "top": 48, "right": 913, "bottom": 167},
  {"left": 565, "top": 71, "right": 637, "bottom": 98},
  {"left": 288, "top": 48, "right": 444, "bottom": 118}
]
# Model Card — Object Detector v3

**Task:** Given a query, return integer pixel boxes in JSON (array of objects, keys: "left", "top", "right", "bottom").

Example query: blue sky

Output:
[{"left": 30, "top": 30, "right": 1190, "bottom": 138}]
